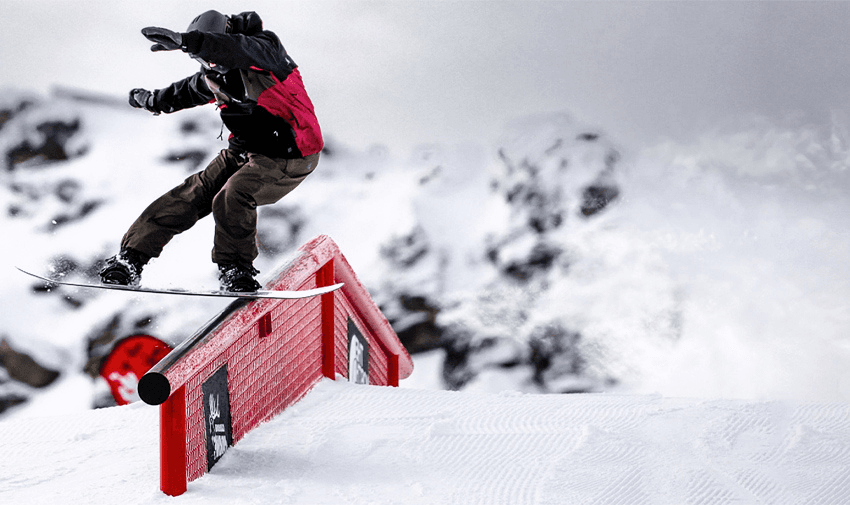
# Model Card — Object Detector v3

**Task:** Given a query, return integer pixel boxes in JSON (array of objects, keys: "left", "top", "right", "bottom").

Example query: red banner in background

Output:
[{"left": 100, "top": 335, "right": 172, "bottom": 405}]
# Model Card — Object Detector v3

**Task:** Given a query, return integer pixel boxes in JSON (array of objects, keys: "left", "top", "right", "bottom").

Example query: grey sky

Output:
[{"left": 4, "top": 1, "right": 850, "bottom": 152}]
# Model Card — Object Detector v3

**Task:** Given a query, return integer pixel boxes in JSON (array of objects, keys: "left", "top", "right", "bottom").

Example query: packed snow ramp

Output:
[{"left": 3, "top": 381, "right": 849, "bottom": 504}]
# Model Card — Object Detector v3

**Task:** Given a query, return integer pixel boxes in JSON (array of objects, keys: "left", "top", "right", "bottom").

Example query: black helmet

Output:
[
  {"left": 187, "top": 10, "right": 229, "bottom": 33},
  {"left": 187, "top": 10, "right": 230, "bottom": 72}
]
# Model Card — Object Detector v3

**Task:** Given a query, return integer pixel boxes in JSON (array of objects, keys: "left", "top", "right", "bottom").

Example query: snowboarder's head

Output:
[
  {"left": 187, "top": 10, "right": 230, "bottom": 73},
  {"left": 185, "top": 11, "right": 265, "bottom": 74}
]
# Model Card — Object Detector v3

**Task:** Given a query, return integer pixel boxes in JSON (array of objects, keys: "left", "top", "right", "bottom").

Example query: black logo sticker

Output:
[
  {"left": 347, "top": 318, "right": 369, "bottom": 385},
  {"left": 202, "top": 364, "right": 233, "bottom": 470}
]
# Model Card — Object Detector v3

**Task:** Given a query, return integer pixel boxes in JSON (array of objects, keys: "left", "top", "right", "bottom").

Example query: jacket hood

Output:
[{"left": 229, "top": 12, "right": 264, "bottom": 35}]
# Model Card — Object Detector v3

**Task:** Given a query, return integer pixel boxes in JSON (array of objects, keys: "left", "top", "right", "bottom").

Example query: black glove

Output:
[
  {"left": 142, "top": 27, "right": 183, "bottom": 52},
  {"left": 128, "top": 88, "right": 159, "bottom": 114}
]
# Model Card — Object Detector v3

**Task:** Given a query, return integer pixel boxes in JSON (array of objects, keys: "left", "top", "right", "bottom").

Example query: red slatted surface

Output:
[
  {"left": 156, "top": 235, "right": 413, "bottom": 494},
  {"left": 177, "top": 291, "right": 323, "bottom": 482}
]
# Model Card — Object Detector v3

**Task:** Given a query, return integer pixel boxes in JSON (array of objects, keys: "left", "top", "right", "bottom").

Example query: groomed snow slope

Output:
[{"left": 2, "top": 380, "right": 848, "bottom": 504}]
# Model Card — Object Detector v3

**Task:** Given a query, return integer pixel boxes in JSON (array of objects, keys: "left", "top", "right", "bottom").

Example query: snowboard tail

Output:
[{"left": 16, "top": 267, "right": 343, "bottom": 299}]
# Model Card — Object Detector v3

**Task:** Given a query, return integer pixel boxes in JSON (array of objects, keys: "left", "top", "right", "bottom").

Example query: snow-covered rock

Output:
[{"left": 2, "top": 87, "right": 849, "bottom": 418}]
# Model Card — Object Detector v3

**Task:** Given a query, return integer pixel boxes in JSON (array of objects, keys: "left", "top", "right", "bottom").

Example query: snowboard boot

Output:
[
  {"left": 218, "top": 262, "right": 261, "bottom": 293},
  {"left": 100, "top": 249, "right": 147, "bottom": 286}
]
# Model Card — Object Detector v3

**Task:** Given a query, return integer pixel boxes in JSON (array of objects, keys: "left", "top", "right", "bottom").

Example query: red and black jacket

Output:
[{"left": 152, "top": 12, "right": 323, "bottom": 159}]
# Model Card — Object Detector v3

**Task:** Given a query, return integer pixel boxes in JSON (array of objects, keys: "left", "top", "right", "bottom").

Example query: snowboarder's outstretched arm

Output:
[
  {"left": 128, "top": 72, "right": 213, "bottom": 115},
  {"left": 182, "top": 30, "right": 294, "bottom": 77}
]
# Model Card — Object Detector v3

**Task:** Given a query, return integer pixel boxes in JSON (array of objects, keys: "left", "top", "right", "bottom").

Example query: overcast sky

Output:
[{"left": 4, "top": 1, "right": 850, "bottom": 153}]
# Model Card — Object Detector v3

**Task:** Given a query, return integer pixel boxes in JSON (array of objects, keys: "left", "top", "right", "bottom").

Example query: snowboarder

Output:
[{"left": 100, "top": 10, "right": 322, "bottom": 292}]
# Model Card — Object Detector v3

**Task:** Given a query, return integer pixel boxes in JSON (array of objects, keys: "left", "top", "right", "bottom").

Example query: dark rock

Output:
[
  {"left": 162, "top": 149, "right": 208, "bottom": 171},
  {"left": 0, "top": 394, "right": 27, "bottom": 415},
  {"left": 580, "top": 184, "right": 620, "bottom": 217},
  {"left": 391, "top": 295, "right": 443, "bottom": 354},
  {"left": 6, "top": 119, "right": 82, "bottom": 169},
  {"left": 0, "top": 339, "right": 60, "bottom": 388},
  {"left": 381, "top": 226, "right": 430, "bottom": 269}
]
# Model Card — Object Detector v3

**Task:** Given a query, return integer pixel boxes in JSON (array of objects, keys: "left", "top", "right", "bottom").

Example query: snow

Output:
[{"left": 2, "top": 379, "right": 849, "bottom": 504}]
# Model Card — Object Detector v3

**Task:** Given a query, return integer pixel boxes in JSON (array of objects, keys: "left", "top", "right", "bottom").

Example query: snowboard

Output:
[{"left": 16, "top": 267, "right": 343, "bottom": 300}]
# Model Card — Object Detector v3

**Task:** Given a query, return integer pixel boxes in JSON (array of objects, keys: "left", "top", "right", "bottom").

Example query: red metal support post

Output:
[
  {"left": 388, "top": 353, "right": 400, "bottom": 387},
  {"left": 160, "top": 385, "right": 187, "bottom": 496},
  {"left": 318, "top": 260, "right": 336, "bottom": 379}
]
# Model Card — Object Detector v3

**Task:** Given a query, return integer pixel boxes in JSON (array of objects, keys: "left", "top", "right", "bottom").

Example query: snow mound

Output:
[{"left": 1, "top": 380, "right": 848, "bottom": 504}]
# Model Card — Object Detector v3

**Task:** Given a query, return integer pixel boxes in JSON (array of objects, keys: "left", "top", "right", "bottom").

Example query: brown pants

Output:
[{"left": 121, "top": 149, "right": 318, "bottom": 265}]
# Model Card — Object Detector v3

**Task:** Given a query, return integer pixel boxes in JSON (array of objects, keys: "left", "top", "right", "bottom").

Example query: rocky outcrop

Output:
[{"left": 0, "top": 338, "right": 60, "bottom": 389}]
